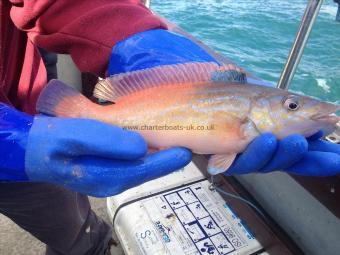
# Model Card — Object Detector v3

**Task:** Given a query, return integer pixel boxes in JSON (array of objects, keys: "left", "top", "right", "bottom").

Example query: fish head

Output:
[{"left": 250, "top": 91, "right": 339, "bottom": 139}]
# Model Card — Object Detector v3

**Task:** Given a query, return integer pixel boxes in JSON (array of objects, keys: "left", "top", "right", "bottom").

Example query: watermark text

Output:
[{"left": 123, "top": 124, "right": 215, "bottom": 131}]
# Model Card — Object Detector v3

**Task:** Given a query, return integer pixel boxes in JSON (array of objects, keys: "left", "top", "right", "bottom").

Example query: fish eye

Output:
[{"left": 283, "top": 96, "right": 300, "bottom": 111}]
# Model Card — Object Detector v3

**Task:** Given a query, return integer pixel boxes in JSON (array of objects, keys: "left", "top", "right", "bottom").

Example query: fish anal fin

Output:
[
  {"left": 208, "top": 153, "right": 237, "bottom": 175},
  {"left": 36, "top": 79, "right": 94, "bottom": 118},
  {"left": 147, "top": 147, "right": 159, "bottom": 154}
]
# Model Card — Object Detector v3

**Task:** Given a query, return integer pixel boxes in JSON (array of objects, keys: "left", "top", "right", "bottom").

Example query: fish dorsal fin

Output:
[
  {"left": 93, "top": 62, "right": 247, "bottom": 102},
  {"left": 211, "top": 65, "right": 247, "bottom": 83}
]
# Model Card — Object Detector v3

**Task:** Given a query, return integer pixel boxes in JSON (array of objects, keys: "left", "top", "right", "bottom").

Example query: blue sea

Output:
[{"left": 152, "top": 0, "right": 339, "bottom": 103}]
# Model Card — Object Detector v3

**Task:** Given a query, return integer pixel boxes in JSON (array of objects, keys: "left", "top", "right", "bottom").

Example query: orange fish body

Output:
[
  {"left": 37, "top": 62, "right": 339, "bottom": 174},
  {"left": 90, "top": 82, "right": 255, "bottom": 154}
]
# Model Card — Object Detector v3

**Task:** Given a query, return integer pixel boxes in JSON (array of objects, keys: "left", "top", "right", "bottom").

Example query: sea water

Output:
[{"left": 152, "top": 0, "right": 339, "bottom": 103}]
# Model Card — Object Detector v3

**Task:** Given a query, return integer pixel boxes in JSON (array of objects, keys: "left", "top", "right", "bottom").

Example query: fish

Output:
[{"left": 36, "top": 62, "right": 339, "bottom": 175}]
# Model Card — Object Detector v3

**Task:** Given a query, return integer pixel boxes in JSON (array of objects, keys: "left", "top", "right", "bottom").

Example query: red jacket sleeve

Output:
[{"left": 9, "top": 0, "right": 167, "bottom": 76}]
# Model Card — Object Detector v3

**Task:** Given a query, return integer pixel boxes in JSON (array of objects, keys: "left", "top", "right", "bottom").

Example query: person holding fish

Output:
[{"left": 0, "top": 0, "right": 339, "bottom": 255}]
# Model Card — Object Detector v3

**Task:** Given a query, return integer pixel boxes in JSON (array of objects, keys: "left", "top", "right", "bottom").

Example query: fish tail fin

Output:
[{"left": 36, "top": 79, "right": 94, "bottom": 118}]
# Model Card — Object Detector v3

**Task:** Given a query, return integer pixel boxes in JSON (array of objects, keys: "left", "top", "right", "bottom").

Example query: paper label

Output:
[{"left": 133, "top": 180, "right": 262, "bottom": 255}]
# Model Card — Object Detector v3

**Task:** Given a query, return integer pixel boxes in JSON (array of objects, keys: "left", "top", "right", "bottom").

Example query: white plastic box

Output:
[{"left": 107, "top": 162, "right": 263, "bottom": 255}]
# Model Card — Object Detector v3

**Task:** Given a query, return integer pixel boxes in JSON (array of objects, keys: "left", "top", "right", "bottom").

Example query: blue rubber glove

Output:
[
  {"left": 0, "top": 103, "right": 191, "bottom": 197},
  {"left": 226, "top": 132, "right": 340, "bottom": 176},
  {"left": 108, "top": 29, "right": 218, "bottom": 74},
  {"left": 109, "top": 29, "right": 340, "bottom": 176}
]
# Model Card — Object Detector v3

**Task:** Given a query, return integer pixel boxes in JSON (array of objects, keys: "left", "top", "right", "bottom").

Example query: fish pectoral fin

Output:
[
  {"left": 240, "top": 117, "right": 260, "bottom": 140},
  {"left": 208, "top": 153, "right": 237, "bottom": 175}
]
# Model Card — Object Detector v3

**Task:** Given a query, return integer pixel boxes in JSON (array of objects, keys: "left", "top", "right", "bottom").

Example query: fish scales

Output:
[{"left": 36, "top": 62, "right": 339, "bottom": 175}]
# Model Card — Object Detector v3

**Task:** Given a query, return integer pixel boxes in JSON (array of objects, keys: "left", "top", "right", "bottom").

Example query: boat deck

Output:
[{"left": 0, "top": 197, "right": 125, "bottom": 255}]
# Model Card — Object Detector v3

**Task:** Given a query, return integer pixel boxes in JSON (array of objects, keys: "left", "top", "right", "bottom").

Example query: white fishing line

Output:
[{"left": 210, "top": 175, "right": 265, "bottom": 218}]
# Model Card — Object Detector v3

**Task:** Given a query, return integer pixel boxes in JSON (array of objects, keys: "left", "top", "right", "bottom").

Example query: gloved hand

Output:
[
  {"left": 108, "top": 28, "right": 340, "bottom": 176},
  {"left": 226, "top": 132, "right": 340, "bottom": 176},
  {"left": 0, "top": 103, "right": 191, "bottom": 197}
]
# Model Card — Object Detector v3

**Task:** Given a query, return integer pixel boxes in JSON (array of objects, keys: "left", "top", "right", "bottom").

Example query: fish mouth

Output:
[
  {"left": 311, "top": 104, "right": 340, "bottom": 124},
  {"left": 311, "top": 113, "right": 340, "bottom": 125}
]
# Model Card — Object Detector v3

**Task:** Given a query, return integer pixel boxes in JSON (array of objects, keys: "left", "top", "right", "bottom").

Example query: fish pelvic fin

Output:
[
  {"left": 36, "top": 79, "right": 93, "bottom": 118},
  {"left": 93, "top": 62, "right": 247, "bottom": 102},
  {"left": 208, "top": 153, "right": 237, "bottom": 175}
]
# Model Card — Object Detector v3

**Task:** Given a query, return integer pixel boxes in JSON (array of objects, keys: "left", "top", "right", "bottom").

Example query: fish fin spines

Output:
[
  {"left": 208, "top": 153, "right": 237, "bottom": 175},
  {"left": 36, "top": 79, "right": 92, "bottom": 118},
  {"left": 92, "top": 79, "right": 117, "bottom": 102},
  {"left": 93, "top": 62, "right": 221, "bottom": 102},
  {"left": 211, "top": 65, "right": 247, "bottom": 84}
]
